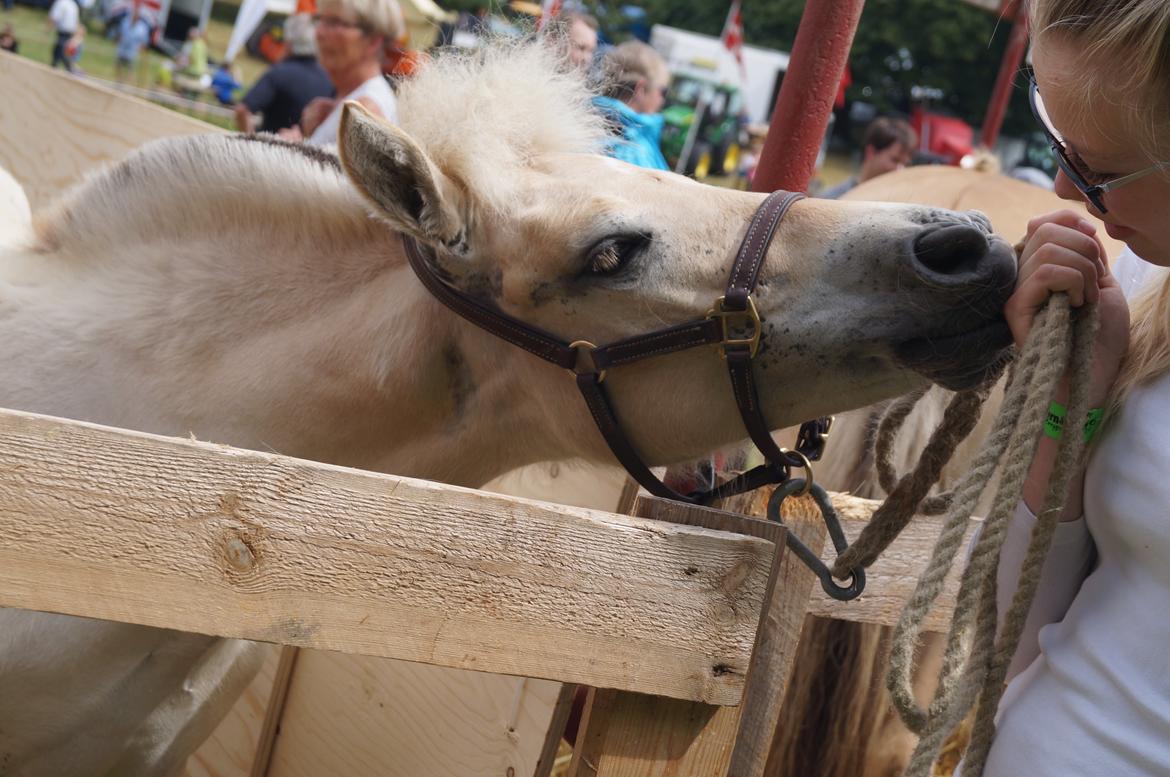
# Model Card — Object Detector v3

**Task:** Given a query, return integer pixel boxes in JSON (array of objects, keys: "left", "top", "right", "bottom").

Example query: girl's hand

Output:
[{"left": 1004, "top": 210, "right": 1129, "bottom": 405}]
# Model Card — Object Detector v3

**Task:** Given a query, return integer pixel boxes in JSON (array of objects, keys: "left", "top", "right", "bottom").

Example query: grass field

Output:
[{"left": 2, "top": 2, "right": 268, "bottom": 127}]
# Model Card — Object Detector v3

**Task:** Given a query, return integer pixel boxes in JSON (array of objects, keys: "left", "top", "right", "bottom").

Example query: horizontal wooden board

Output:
[
  {"left": 0, "top": 52, "right": 219, "bottom": 211},
  {"left": 0, "top": 407, "right": 776, "bottom": 705},
  {"left": 804, "top": 493, "right": 974, "bottom": 634}
]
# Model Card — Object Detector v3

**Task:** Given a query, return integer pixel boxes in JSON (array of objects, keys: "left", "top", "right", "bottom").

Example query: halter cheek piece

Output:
[
  {"left": 404, "top": 190, "right": 863, "bottom": 599},
  {"left": 404, "top": 188, "right": 832, "bottom": 500}
]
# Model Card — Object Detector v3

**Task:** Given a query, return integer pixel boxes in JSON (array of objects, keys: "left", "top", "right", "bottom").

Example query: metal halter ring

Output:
[
  {"left": 779, "top": 448, "right": 814, "bottom": 496},
  {"left": 767, "top": 479, "right": 866, "bottom": 602},
  {"left": 568, "top": 340, "right": 606, "bottom": 383}
]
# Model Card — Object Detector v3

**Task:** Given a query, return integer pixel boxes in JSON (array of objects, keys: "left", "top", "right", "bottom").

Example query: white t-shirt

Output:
[
  {"left": 983, "top": 246, "right": 1170, "bottom": 776},
  {"left": 308, "top": 74, "right": 398, "bottom": 148},
  {"left": 49, "top": 0, "right": 79, "bottom": 34}
]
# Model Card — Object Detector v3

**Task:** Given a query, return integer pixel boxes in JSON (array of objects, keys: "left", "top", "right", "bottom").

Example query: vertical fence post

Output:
[
  {"left": 980, "top": 0, "right": 1030, "bottom": 150},
  {"left": 752, "top": 0, "right": 866, "bottom": 194}
]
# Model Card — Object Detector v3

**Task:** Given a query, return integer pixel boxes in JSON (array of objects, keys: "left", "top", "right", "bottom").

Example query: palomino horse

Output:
[
  {"left": 767, "top": 165, "right": 1126, "bottom": 777},
  {"left": 0, "top": 45, "right": 1015, "bottom": 775}
]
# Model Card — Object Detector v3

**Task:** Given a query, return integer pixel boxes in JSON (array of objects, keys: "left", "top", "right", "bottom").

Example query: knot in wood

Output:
[{"left": 223, "top": 532, "right": 257, "bottom": 573}]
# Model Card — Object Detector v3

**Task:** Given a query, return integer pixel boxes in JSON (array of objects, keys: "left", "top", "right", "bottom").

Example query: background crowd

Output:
[{"left": 0, "top": 0, "right": 1063, "bottom": 192}]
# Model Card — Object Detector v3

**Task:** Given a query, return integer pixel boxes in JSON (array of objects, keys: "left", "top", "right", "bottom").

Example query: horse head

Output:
[{"left": 338, "top": 85, "right": 1015, "bottom": 467}]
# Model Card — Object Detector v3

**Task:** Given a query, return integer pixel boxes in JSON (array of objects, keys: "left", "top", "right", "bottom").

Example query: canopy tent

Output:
[{"left": 225, "top": 0, "right": 454, "bottom": 63}]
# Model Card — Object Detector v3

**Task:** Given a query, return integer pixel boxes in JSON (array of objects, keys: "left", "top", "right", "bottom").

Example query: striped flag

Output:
[{"left": 720, "top": 1, "right": 747, "bottom": 80}]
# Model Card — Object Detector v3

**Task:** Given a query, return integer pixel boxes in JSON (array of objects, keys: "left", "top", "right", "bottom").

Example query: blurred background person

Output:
[
  {"left": 113, "top": 6, "right": 151, "bottom": 84},
  {"left": 282, "top": 0, "right": 402, "bottom": 146},
  {"left": 63, "top": 24, "right": 84, "bottom": 71},
  {"left": 0, "top": 24, "right": 18, "bottom": 54},
  {"left": 47, "top": 0, "right": 79, "bottom": 71},
  {"left": 819, "top": 116, "right": 916, "bottom": 198},
  {"left": 178, "top": 26, "right": 209, "bottom": 84},
  {"left": 235, "top": 14, "right": 333, "bottom": 135},
  {"left": 552, "top": 11, "right": 598, "bottom": 72},
  {"left": 210, "top": 59, "right": 242, "bottom": 106},
  {"left": 593, "top": 40, "right": 671, "bottom": 170}
]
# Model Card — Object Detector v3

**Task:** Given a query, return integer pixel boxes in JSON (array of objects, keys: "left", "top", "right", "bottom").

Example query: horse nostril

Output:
[{"left": 912, "top": 224, "right": 990, "bottom": 279}]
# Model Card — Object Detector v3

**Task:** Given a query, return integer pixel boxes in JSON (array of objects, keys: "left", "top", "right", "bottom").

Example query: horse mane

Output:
[
  {"left": 33, "top": 134, "right": 378, "bottom": 257},
  {"left": 394, "top": 38, "right": 608, "bottom": 213},
  {"left": 33, "top": 40, "right": 607, "bottom": 255}
]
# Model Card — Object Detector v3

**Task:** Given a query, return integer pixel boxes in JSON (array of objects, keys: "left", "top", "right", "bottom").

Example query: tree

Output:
[{"left": 622, "top": 0, "right": 1033, "bottom": 136}]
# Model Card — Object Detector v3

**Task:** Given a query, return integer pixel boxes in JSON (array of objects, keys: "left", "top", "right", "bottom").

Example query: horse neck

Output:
[{"left": 208, "top": 259, "right": 571, "bottom": 487}]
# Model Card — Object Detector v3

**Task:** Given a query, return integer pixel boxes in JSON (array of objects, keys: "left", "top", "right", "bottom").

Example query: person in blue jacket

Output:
[{"left": 592, "top": 40, "right": 670, "bottom": 171}]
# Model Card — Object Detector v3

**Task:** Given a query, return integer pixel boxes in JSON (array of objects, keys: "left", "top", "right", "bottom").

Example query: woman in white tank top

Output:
[{"left": 275, "top": 0, "right": 403, "bottom": 147}]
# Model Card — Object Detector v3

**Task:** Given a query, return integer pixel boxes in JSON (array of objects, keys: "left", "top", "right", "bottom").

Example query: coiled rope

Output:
[{"left": 830, "top": 294, "right": 1099, "bottom": 777}]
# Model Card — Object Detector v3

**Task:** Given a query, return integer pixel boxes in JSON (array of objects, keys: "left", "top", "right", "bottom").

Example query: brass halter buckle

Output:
[{"left": 707, "top": 295, "right": 762, "bottom": 358}]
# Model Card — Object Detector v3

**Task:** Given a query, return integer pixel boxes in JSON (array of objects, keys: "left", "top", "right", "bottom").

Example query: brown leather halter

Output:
[{"left": 403, "top": 189, "right": 833, "bottom": 506}]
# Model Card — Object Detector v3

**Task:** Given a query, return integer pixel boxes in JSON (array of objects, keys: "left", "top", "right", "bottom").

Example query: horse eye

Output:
[{"left": 587, "top": 236, "right": 646, "bottom": 276}]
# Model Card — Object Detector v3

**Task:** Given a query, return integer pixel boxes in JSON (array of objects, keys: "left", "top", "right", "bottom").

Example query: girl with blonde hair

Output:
[{"left": 987, "top": 0, "right": 1170, "bottom": 774}]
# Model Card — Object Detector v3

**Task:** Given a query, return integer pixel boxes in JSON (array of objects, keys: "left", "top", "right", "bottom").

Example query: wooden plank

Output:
[
  {"left": 567, "top": 687, "right": 616, "bottom": 777},
  {"left": 0, "top": 52, "right": 220, "bottom": 211},
  {"left": 568, "top": 496, "right": 797, "bottom": 777},
  {"left": 723, "top": 490, "right": 827, "bottom": 777},
  {"left": 0, "top": 406, "right": 773, "bottom": 704},
  {"left": 563, "top": 488, "right": 970, "bottom": 777},
  {"left": 264, "top": 651, "right": 561, "bottom": 777},
  {"left": 249, "top": 647, "right": 300, "bottom": 777},
  {"left": 259, "top": 464, "right": 624, "bottom": 777},
  {"left": 578, "top": 691, "right": 741, "bottom": 777},
  {"left": 185, "top": 644, "right": 282, "bottom": 777},
  {"left": 534, "top": 684, "right": 580, "bottom": 777},
  {"left": 802, "top": 494, "right": 973, "bottom": 634}
]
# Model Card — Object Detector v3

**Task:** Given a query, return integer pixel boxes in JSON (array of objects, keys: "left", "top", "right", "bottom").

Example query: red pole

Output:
[
  {"left": 980, "top": 0, "right": 1030, "bottom": 149},
  {"left": 752, "top": 0, "right": 866, "bottom": 194}
]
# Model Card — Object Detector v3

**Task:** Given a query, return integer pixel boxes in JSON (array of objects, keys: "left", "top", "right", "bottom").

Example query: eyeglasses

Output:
[
  {"left": 311, "top": 14, "right": 368, "bottom": 33},
  {"left": 1028, "top": 78, "right": 1167, "bottom": 214}
]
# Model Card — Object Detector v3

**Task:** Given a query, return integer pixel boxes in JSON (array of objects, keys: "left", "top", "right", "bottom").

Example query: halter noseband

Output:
[{"left": 403, "top": 189, "right": 832, "bottom": 506}]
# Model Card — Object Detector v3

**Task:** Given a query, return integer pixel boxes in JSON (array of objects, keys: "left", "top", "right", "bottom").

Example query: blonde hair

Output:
[
  {"left": 1031, "top": 0, "right": 1170, "bottom": 408},
  {"left": 318, "top": 0, "right": 404, "bottom": 41},
  {"left": 600, "top": 40, "right": 668, "bottom": 102}
]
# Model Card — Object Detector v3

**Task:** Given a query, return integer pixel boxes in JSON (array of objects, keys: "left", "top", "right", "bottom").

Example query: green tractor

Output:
[{"left": 660, "top": 74, "right": 746, "bottom": 180}]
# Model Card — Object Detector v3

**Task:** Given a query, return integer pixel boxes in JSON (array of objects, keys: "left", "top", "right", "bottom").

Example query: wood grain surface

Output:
[{"left": 0, "top": 407, "right": 773, "bottom": 705}]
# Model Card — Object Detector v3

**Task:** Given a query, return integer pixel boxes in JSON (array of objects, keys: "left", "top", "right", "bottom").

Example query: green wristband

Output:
[
  {"left": 1043, "top": 402, "right": 1104, "bottom": 443},
  {"left": 1083, "top": 408, "right": 1104, "bottom": 443},
  {"left": 1044, "top": 401, "right": 1067, "bottom": 440}
]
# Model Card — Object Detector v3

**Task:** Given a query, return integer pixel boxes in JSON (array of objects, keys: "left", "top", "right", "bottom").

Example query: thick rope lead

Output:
[
  {"left": 838, "top": 294, "right": 1096, "bottom": 777},
  {"left": 899, "top": 300, "right": 1081, "bottom": 776},
  {"left": 889, "top": 297, "right": 1096, "bottom": 777},
  {"left": 874, "top": 386, "right": 931, "bottom": 497},
  {"left": 959, "top": 304, "right": 1098, "bottom": 776},
  {"left": 832, "top": 373, "right": 1003, "bottom": 577}
]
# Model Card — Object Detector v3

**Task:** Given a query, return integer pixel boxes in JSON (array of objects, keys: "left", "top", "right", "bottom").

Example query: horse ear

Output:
[{"left": 338, "top": 102, "right": 465, "bottom": 248}]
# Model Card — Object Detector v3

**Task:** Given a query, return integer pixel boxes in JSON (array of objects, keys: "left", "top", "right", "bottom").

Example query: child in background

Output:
[{"left": 210, "top": 60, "right": 241, "bottom": 106}]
